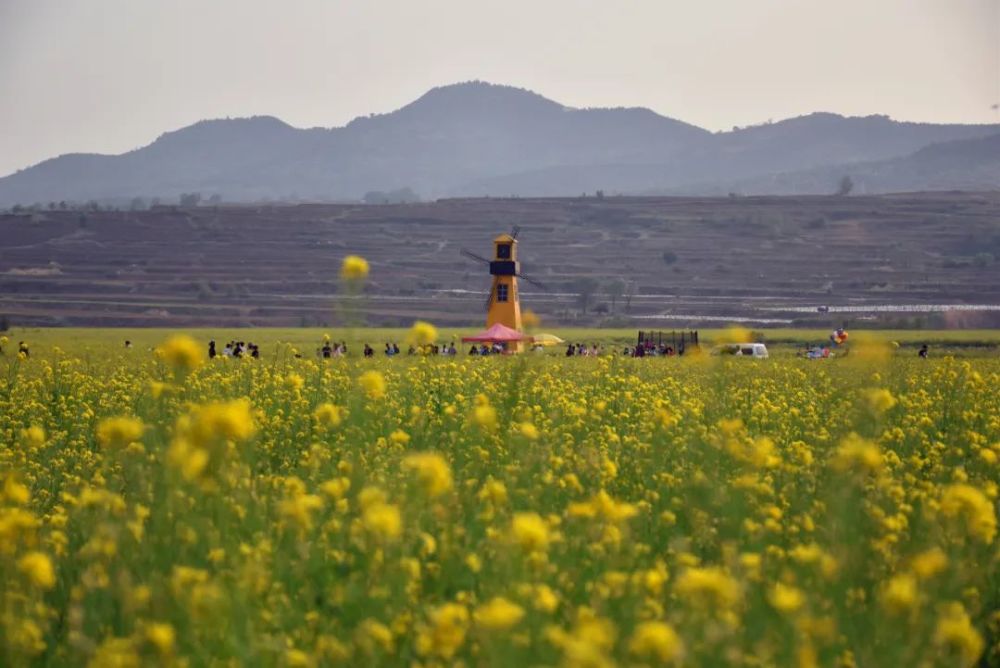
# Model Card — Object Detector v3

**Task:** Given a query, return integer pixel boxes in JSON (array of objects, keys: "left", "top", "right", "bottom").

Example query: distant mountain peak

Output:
[
  {"left": 1, "top": 81, "right": 999, "bottom": 204},
  {"left": 399, "top": 80, "right": 565, "bottom": 115}
]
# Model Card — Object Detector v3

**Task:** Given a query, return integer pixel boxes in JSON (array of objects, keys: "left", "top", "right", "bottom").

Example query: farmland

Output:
[
  {"left": 1, "top": 329, "right": 998, "bottom": 666},
  {"left": 2, "top": 192, "right": 999, "bottom": 329}
]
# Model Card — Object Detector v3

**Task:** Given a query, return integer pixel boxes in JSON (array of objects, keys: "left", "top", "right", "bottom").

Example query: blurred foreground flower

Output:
[
  {"left": 18, "top": 551, "right": 55, "bottom": 589},
  {"left": 939, "top": 484, "right": 996, "bottom": 544},
  {"left": 96, "top": 416, "right": 145, "bottom": 450},
  {"left": 407, "top": 320, "right": 439, "bottom": 347},
  {"left": 157, "top": 334, "right": 202, "bottom": 371},
  {"left": 628, "top": 621, "right": 683, "bottom": 663},
  {"left": 358, "top": 370, "right": 386, "bottom": 399},
  {"left": 402, "top": 452, "right": 453, "bottom": 498},
  {"left": 340, "top": 255, "right": 370, "bottom": 280},
  {"left": 474, "top": 597, "right": 524, "bottom": 631}
]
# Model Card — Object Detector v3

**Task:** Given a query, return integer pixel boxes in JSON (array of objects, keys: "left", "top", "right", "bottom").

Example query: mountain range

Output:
[{"left": 1, "top": 81, "right": 998, "bottom": 206}]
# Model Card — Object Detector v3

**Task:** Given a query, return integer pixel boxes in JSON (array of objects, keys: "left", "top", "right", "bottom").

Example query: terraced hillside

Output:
[{"left": 1, "top": 192, "right": 999, "bottom": 327}]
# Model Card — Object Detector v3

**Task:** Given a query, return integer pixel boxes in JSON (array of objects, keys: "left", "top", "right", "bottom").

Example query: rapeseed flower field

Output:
[{"left": 1, "top": 333, "right": 998, "bottom": 666}]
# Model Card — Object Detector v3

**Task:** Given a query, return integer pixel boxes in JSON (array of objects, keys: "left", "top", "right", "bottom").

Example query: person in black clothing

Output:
[
  {"left": 208, "top": 340, "right": 216, "bottom": 359},
  {"left": 322, "top": 342, "right": 332, "bottom": 358},
  {"left": 918, "top": 344, "right": 929, "bottom": 359},
  {"left": 250, "top": 344, "right": 260, "bottom": 359},
  {"left": 565, "top": 344, "right": 575, "bottom": 357},
  {"left": 18, "top": 341, "right": 29, "bottom": 358},
  {"left": 363, "top": 344, "right": 374, "bottom": 358}
]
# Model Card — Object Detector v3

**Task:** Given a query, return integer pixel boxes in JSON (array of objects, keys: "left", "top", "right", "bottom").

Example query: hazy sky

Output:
[{"left": 1, "top": 0, "right": 998, "bottom": 177}]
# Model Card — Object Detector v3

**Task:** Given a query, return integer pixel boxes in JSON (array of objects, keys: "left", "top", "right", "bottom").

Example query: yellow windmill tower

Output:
[{"left": 461, "top": 226, "right": 545, "bottom": 341}]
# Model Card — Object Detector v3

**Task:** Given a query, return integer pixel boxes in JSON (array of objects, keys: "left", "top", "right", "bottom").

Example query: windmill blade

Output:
[
  {"left": 517, "top": 272, "right": 545, "bottom": 289},
  {"left": 510, "top": 225, "right": 521, "bottom": 241},
  {"left": 461, "top": 248, "right": 492, "bottom": 264},
  {"left": 484, "top": 285, "right": 495, "bottom": 311}
]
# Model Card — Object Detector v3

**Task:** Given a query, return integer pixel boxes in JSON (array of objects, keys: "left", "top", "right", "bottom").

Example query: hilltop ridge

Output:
[{"left": 1, "top": 81, "right": 997, "bottom": 206}]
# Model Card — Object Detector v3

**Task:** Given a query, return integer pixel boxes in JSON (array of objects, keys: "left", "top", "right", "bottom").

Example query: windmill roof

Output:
[{"left": 493, "top": 233, "right": 516, "bottom": 242}]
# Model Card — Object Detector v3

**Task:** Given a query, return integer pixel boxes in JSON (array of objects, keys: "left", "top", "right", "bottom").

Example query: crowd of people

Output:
[
  {"left": 208, "top": 340, "right": 260, "bottom": 359},
  {"left": 469, "top": 342, "right": 512, "bottom": 355},
  {"left": 564, "top": 343, "right": 605, "bottom": 356}
]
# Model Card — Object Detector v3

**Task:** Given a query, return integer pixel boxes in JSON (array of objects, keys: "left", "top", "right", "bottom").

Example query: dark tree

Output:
[
  {"left": 836, "top": 175, "right": 854, "bottom": 196},
  {"left": 574, "top": 277, "right": 600, "bottom": 314}
]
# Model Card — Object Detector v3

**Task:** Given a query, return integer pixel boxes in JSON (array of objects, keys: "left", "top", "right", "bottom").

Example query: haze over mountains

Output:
[{"left": 1, "top": 81, "right": 998, "bottom": 207}]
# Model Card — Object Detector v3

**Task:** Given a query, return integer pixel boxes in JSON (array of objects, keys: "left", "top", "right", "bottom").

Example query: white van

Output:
[{"left": 716, "top": 343, "right": 769, "bottom": 359}]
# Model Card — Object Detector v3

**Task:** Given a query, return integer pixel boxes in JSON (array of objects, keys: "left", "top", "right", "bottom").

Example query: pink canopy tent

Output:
[{"left": 461, "top": 323, "right": 528, "bottom": 343}]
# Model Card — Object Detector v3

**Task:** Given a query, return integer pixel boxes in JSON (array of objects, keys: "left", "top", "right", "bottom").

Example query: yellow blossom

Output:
[
  {"left": 939, "top": 484, "right": 997, "bottom": 544},
  {"left": 675, "top": 567, "right": 741, "bottom": 609},
  {"left": 20, "top": 425, "right": 46, "bottom": 448},
  {"left": 416, "top": 603, "right": 469, "bottom": 659},
  {"left": 934, "top": 602, "right": 984, "bottom": 667},
  {"left": 157, "top": 334, "right": 202, "bottom": 371},
  {"left": 407, "top": 321, "right": 439, "bottom": 346},
  {"left": 768, "top": 582, "right": 806, "bottom": 614},
  {"left": 363, "top": 502, "right": 402, "bottom": 541},
  {"left": 474, "top": 597, "right": 525, "bottom": 630},
  {"left": 511, "top": 512, "right": 550, "bottom": 553},
  {"left": 628, "top": 621, "right": 684, "bottom": 663},
  {"left": 3, "top": 475, "right": 31, "bottom": 505},
  {"left": 145, "top": 623, "right": 175, "bottom": 655},
  {"left": 340, "top": 255, "right": 370, "bottom": 280},
  {"left": 313, "top": 403, "right": 343, "bottom": 429},
  {"left": 881, "top": 574, "right": 918, "bottom": 615},
  {"left": 911, "top": 548, "right": 948, "bottom": 579},
  {"left": 864, "top": 388, "right": 898, "bottom": 414},
  {"left": 18, "top": 551, "right": 56, "bottom": 589},
  {"left": 831, "top": 433, "right": 883, "bottom": 474},
  {"left": 358, "top": 370, "right": 386, "bottom": 399},
  {"left": 96, "top": 416, "right": 145, "bottom": 449},
  {"left": 402, "top": 452, "right": 453, "bottom": 497}
]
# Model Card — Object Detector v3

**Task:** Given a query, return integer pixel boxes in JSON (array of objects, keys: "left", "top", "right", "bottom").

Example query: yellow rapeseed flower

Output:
[
  {"left": 628, "top": 621, "right": 684, "bottom": 663},
  {"left": 471, "top": 404, "right": 498, "bottom": 431},
  {"left": 939, "top": 484, "right": 997, "bottom": 544},
  {"left": 186, "top": 399, "right": 256, "bottom": 446},
  {"left": 20, "top": 425, "right": 46, "bottom": 449},
  {"left": 284, "top": 373, "right": 305, "bottom": 391},
  {"left": 3, "top": 475, "right": 31, "bottom": 505},
  {"left": 831, "top": 433, "right": 883, "bottom": 475},
  {"left": 358, "top": 370, "right": 386, "bottom": 399},
  {"left": 363, "top": 502, "right": 402, "bottom": 541},
  {"left": 96, "top": 416, "right": 145, "bottom": 449},
  {"left": 313, "top": 403, "right": 343, "bottom": 429},
  {"left": 881, "top": 574, "right": 918, "bottom": 615},
  {"left": 511, "top": 512, "right": 550, "bottom": 553},
  {"left": 934, "top": 602, "right": 984, "bottom": 667},
  {"left": 865, "top": 388, "right": 898, "bottom": 414},
  {"left": 474, "top": 597, "right": 525, "bottom": 631},
  {"left": 157, "top": 334, "right": 202, "bottom": 371},
  {"left": 18, "top": 551, "right": 56, "bottom": 589},
  {"left": 911, "top": 548, "right": 948, "bottom": 579},
  {"left": 675, "top": 567, "right": 741, "bottom": 609},
  {"left": 402, "top": 452, "right": 453, "bottom": 498},
  {"left": 407, "top": 321, "right": 439, "bottom": 346},
  {"left": 145, "top": 623, "right": 176, "bottom": 655},
  {"left": 340, "top": 255, "right": 370, "bottom": 280},
  {"left": 768, "top": 582, "right": 806, "bottom": 614},
  {"left": 416, "top": 602, "right": 469, "bottom": 660}
]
